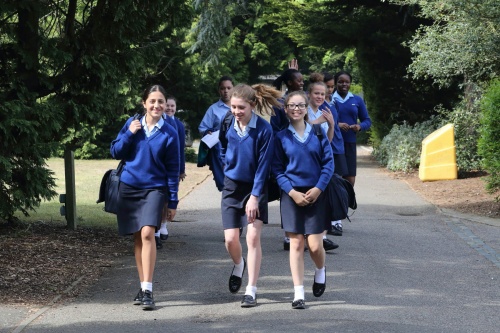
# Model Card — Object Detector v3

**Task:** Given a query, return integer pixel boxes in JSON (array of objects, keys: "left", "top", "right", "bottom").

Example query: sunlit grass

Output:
[{"left": 15, "top": 158, "right": 211, "bottom": 229}]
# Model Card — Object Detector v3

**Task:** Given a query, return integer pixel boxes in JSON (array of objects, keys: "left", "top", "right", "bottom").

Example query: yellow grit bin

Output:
[{"left": 419, "top": 123, "right": 458, "bottom": 181}]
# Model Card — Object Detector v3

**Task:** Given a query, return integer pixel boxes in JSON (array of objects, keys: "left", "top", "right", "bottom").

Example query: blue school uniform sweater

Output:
[
  {"left": 272, "top": 124, "right": 334, "bottom": 194},
  {"left": 308, "top": 101, "right": 345, "bottom": 155},
  {"left": 334, "top": 94, "right": 371, "bottom": 143},
  {"left": 173, "top": 116, "right": 186, "bottom": 175},
  {"left": 110, "top": 116, "right": 180, "bottom": 209},
  {"left": 327, "top": 101, "right": 345, "bottom": 154},
  {"left": 198, "top": 99, "right": 231, "bottom": 135},
  {"left": 220, "top": 115, "right": 274, "bottom": 197}
]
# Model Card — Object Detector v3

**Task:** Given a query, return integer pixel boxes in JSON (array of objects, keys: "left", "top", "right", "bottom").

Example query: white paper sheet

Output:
[{"left": 201, "top": 130, "right": 220, "bottom": 148}]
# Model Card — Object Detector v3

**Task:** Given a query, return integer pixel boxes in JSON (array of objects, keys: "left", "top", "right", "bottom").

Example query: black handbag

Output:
[{"left": 96, "top": 160, "right": 125, "bottom": 214}]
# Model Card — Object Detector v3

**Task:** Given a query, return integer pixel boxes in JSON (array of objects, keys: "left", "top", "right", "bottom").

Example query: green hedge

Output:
[{"left": 478, "top": 79, "right": 500, "bottom": 194}]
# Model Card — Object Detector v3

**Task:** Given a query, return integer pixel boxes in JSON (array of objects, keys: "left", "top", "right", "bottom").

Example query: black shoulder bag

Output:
[{"left": 96, "top": 113, "right": 140, "bottom": 214}]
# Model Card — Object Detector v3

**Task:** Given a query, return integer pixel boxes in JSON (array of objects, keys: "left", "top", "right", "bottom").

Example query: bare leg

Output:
[
  {"left": 134, "top": 232, "right": 144, "bottom": 282},
  {"left": 246, "top": 220, "right": 263, "bottom": 286},
  {"left": 140, "top": 226, "right": 157, "bottom": 283},
  {"left": 307, "top": 233, "right": 325, "bottom": 269},
  {"left": 224, "top": 228, "right": 243, "bottom": 265},
  {"left": 288, "top": 233, "right": 305, "bottom": 286}
]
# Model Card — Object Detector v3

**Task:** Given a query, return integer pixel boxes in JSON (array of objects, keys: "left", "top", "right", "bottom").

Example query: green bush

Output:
[
  {"left": 372, "top": 118, "right": 439, "bottom": 172},
  {"left": 437, "top": 101, "right": 482, "bottom": 173},
  {"left": 185, "top": 148, "right": 197, "bottom": 163},
  {"left": 478, "top": 79, "right": 500, "bottom": 194}
]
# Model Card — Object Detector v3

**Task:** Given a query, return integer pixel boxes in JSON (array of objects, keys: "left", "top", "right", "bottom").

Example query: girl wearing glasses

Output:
[
  {"left": 219, "top": 84, "right": 281, "bottom": 308},
  {"left": 271, "top": 63, "right": 305, "bottom": 251},
  {"left": 272, "top": 91, "right": 334, "bottom": 309}
]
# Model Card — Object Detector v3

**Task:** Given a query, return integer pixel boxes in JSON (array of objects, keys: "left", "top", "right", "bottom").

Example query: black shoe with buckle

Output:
[
  {"left": 241, "top": 294, "right": 257, "bottom": 307},
  {"left": 292, "top": 299, "right": 305, "bottom": 309},
  {"left": 160, "top": 233, "right": 169, "bottom": 241},
  {"left": 323, "top": 238, "right": 339, "bottom": 251},
  {"left": 141, "top": 290, "right": 155, "bottom": 310},
  {"left": 328, "top": 224, "right": 343, "bottom": 236},
  {"left": 133, "top": 289, "right": 144, "bottom": 305},
  {"left": 228, "top": 258, "right": 246, "bottom": 294},
  {"left": 155, "top": 236, "right": 163, "bottom": 250}
]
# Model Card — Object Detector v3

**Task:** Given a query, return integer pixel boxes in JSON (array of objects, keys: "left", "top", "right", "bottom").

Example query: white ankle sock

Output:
[
  {"left": 332, "top": 220, "right": 341, "bottom": 227},
  {"left": 154, "top": 230, "right": 160, "bottom": 237},
  {"left": 294, "top": 285, "right": 305, "bottom": 301},
  {"left": 314, "top": 267, "right": 326, "bottom": 284},
  {"left": 141, "top": 282, "right": 153, "bottom": 292},
  {"left": 232, "top": 257, "right": 244, "bottom": 277},
  {"left": 160, "top": 221, "right": 168, "bottom": 235},
  {"left": 322, "top": 235, "right": 327, "bottom": 240},
  {"left": 245, "top": 285, "right": 257, "bottom": 298},
  {"left": 284, "top": 237, "right": 290, "bottom": 243}
]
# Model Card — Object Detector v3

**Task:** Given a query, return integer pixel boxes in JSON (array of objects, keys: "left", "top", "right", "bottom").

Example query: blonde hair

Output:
[
  {"left": 230, "top": 84, "right": 282, "bottom": 117},
  {"left": 308, "top": 80, "right": 327, "bottom": 95}
]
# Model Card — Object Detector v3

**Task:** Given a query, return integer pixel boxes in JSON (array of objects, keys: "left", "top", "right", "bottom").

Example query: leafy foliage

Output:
[
  {"left": 388, "top": 0, "right": 500, "bottom": 87},
  {"left": 0, "top": 0, "right": 192, "bottom": 220},
  {"left": 262, "top": 0, "right": 460, "bottom": 144},
  {"left": 478, "top": 80, "right": 500, "bottom": 194},
  {"left": 436, "top": 100, "right": 482, "bottom": 174},
  {"left": 373, "top": 118, "right": 440, "bottom": 172}
]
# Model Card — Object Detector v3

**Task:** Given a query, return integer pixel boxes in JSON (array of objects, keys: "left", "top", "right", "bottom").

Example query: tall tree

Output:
[
  {"left": 0, "top": 0, "right": 192, "bottom": 221},
  {"left": 264, "top": 0, "right": 460, "bottom": 143}
]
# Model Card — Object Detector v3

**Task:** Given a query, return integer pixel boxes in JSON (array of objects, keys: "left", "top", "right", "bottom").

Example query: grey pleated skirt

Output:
[
  {"left": 221, "top": 176, "right": 269, "bottom": 229},
  {"left": 116, "top": 182, "right": 165, "bottom": 236},
  {"left": 280, "top": 186, "right": 329, "bottom": 235}
]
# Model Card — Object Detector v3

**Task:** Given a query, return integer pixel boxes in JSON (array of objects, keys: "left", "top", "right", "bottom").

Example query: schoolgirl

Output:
[
  {"left": 110, "top": 84, "right": 180, "bottom": 310},
  {"left": 307, "top": 79, "right": 348, "bottom": 245},
  {"left": 198, "top": 76, "right": 234, "bottom": 191},
  {"left": 309, "top": 76, "right": 350, "bottom": 236},
  {"left": 334, "top": 71, "right": 371, "bottom": 187},
  {"left": 219, "top": 83, "right": 281, "bottom": 308},
  {"left": 153, "top": 95, "right": 186, "bottom": 248},
  {"left": 271, "top": 67, "right": 304, "bottom": 250},
  {"left": 272, "top": 90, "right": 334, "bottom": 309}
]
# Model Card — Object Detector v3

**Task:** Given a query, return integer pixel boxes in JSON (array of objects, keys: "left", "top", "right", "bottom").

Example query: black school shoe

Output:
[
  {"left": 155, "top": 236, "right": 163, "bottom": 250},
  {"left": 241, "top": 294, "right": 257, "bottom": 308},
  {"left": 323, "top": 238, "right": 339, "bottom": 251},
  {"left": 292, "top": 299, "right": 305, "bottom": 309},
  {"left": 160, "top": 233, "right": 169, "bottom": 241},
  {"left": 133, "top": 289, "right": 144, "bottom": 305},
  {"left": 228, "top": 258, "right": 246, "bottom": 294},
  {"left": 312, "top": 268, "right": 326, "bottom": 297},
  {"left": 141, "top": 290, "right": 155, "bottom": 310},
  {"left": 328, "top": 224, "right": 343, "bottom": 236}
]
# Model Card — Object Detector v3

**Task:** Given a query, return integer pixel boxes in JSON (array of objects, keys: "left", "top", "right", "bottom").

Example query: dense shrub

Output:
[
  {"left": 185, "top": 148, "right": 197, "bottom": 163},
  {"left": 372, "top": 118, "right": 439, "bottom": 172},
  {"left": 437, "top": 101, "right": 482, "bottom": 173},
  {"left": 478, "top": 79, "right": 500, "bottom": 194}
]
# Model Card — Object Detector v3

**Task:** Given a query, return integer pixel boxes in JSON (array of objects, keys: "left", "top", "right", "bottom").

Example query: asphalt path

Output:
[{"left": 3, "top": 148, "right": 500, "bottom": 333}]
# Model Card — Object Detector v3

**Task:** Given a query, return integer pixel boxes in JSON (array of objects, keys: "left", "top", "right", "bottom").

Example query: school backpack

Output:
[{"left": 311, "top": 124, "right": 357, "bottom": 220}]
